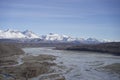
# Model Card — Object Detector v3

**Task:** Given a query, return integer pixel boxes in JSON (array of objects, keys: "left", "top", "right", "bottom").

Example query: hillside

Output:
[
  {"left": 0, "top": 43, "right": 24, "bottom": 58},
  {"left": 56, "top": 42, "right": 120, "bottom": 55}
]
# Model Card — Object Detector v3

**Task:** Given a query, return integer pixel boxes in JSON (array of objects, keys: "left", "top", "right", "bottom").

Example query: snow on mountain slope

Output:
[
  {"left": 85, "top": 38, "right": 99, "bottom": 43},
  {"left": 0, "top": 29, "right": 40, "bottom": 39},
  {"left": 41, "top": 33, "right": 98, "bottom": 43},
  {"left": 42, "top": 33, "right": 72, "bottom": 41},
  {"left": 0, "top": 29, "right": 25, "bottom": 38},
  {"left": 22, "top": 30, "right": 40, "bottom": 39}
]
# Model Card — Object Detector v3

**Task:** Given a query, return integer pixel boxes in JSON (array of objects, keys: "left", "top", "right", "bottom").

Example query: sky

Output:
[{"left": 0, "top": 0, "right": 120, "bottom": 41}]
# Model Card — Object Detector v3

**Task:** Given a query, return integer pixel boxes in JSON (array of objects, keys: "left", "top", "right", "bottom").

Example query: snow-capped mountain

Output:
[
  {"left": 0, "top": 29, "right": 109, "bottom": 44},
  {"left": 42, "top": 33, "right": 71, "bottom": 41},
  {"left": 41, "top": 33, "right": 102, "bottom": 43},
  {"left": 85, "top": 38, "right": 100, "bottom": 43},
  {"left": 0, "top": 29, "right": 40, "bottom": 39},
  {"left": 22, "top": 30, "right": 40, "bottom": 39}
]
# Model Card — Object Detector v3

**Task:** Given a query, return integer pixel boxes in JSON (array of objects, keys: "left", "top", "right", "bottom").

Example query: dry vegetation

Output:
[
  {"left": 0, "top": 43, "right": 24, "bottom": 58},
  {"left": 56, "top": 42, "right": 120, "bottom": 55},
  {"left": 102, "top": 63, "right": 120, "bottom": 75},
  {"left": 0, "top": 48, "right": 65, "bottom": 80},
  {"left": 0, "top": 54, "right": 65, "bottom": 80},
  {"left": 0, "top": 43, "right": 66, "bottom": 80},
  {"left": 0, "top": 43, "right": 24, "bottom": 67}
]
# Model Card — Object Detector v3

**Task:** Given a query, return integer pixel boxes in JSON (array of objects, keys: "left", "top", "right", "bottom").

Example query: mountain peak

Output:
[
  {"left": 5, "top": 29, "right": 14, "bottom": 32},
  {"left": 0, "top": 29, "right": 40, "bottom": 39},
  {"left": 22, "top": 30, "right": 39, "bottom": 39},
  {"left": 87, "top": 38, "right": 98, "bottom": 41},
  {"left": 23, "top": 30, "right": 33, "bottom": 33},
  {"left": 5, "top": 29, "right": 20, "bottom": 33},
  {"left": 49, "top": 33, "right": 54, "bottom": 35},
  {"left": 24, "top": 29, "right": 32, "bottom": 32}
]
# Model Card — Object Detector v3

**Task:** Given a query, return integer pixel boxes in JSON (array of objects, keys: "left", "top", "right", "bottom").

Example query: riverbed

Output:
[{"left": 23, "top": 47, "right": 120, "bottom": 80}]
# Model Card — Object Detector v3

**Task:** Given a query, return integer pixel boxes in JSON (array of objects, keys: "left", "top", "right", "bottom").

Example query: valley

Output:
[{"left": 0, "top": 43, "right": 120, "bottom": 80}]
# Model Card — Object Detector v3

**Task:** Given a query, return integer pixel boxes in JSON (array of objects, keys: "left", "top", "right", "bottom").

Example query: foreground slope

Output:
[{"left": 0, "top": 43, "right": 24, "bottom": 58}]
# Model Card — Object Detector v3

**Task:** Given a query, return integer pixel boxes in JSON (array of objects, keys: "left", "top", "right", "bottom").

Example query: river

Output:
[{"left": 23, "top": 47, "right": 120, "bottom": 80}]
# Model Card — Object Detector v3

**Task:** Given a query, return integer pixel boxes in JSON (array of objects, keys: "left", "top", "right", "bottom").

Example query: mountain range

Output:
[
  {"left": 0, "top": 29, "right": 110, "bottom": 44},
  {"left": 0, "top": 29, "right": 39, "bottom": 39}
]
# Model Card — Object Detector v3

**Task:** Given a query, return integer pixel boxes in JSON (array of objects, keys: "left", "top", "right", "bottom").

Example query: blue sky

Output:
[{"left": 0, "top": 0, "right": 120, "bottom": 41}]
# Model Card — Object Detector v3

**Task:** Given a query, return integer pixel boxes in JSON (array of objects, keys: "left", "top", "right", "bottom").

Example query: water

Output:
[{"left": 23, "top": 47, "right": 120, "bottom": 80}]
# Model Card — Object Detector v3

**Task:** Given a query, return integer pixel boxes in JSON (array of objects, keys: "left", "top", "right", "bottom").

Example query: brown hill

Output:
[
  {"left": 0, "top": 43, "right": 24, "bottom": 58},
  {"left": 56, "top": 42, "right": 120, "bottom": 55}
]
